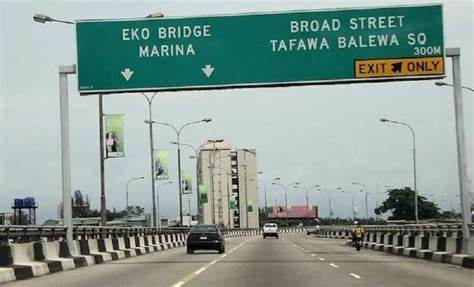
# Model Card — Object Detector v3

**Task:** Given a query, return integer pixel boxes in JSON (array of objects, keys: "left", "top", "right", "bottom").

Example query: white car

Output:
[{"left": 263, "top": 223, "right": 279, "bottom": 239}]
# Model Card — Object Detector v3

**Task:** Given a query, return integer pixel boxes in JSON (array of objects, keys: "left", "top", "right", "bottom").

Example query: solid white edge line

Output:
[{"left": 350, "top": 273, "right": 362, "bottom": 279}]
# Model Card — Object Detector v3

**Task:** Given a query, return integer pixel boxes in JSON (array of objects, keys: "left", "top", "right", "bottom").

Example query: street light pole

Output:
[
  {"left": 244, "top": 171, "right": 263, "bottom": 228},
  {"left": 258, "top": 177, "right": 280, "bottom": 217},
  {"left": 273, "top": 182, "right": 299, "bottom": 227},
  {"left": 352, "top": 182, "right": 368, "bottom": 219},
  {"left": 317, "top": 187, "right": 341, "bottom": 219},
  {"left": 34, "top": 13, "right": 75, "bottom": 242},
  {"left": 380, "top": 118, "right": 418, "bottom": 223},
  {"left": 126, "top": 176, "right": 144, "bottom": 210},
  {"left": 294, "top": 185, "right": 319, "bottom": 225},
  {"left": 200, "top": 149, "right": 228, "bottom": 225},
  {"left": 435, "top": 81, "right": 474, "bottom": 92},
  {"left": 157, "top": 181, "right": 172, "bottom": 227},
  {"left": 142, "top": 92, "right": 158, "bottom": 227},
  {"left": 212, "top": 166, "right": 233, "bottom": 227},
  {"left": 151, "top": 119, "right": 212, "bottom": 225}
]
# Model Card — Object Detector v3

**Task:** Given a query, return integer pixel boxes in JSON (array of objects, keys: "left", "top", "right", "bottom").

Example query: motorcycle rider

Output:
[{"left": 351, "top": 221, "right": 364, "bottom": 247}]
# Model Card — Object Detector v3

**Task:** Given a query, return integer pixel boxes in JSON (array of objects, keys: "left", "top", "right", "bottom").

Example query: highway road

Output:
[{"left": 5, "top": 234, "right": 473, "bottom": 287}]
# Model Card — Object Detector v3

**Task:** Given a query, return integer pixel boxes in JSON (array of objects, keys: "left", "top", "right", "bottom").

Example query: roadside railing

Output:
[
  {"left": 319, "top": 223, "right": 465, "bottom": 233},
  {"left": 316, "top": 223, "right": 474, "bottom": 255},
  {"left": 0, "top": 225, "right": 308, "bottom": 244},
  {"left": 0, "top": 225, "right": 189, "bottom": 244}
]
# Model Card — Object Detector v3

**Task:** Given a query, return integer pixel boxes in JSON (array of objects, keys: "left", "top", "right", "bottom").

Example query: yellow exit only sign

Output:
[{"left": 355, "top": 57, "right": 444, "bottom": 78}]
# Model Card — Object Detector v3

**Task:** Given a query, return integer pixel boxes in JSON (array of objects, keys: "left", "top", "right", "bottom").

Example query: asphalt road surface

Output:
[{"left": 5, "top": 234, "right": 473, "bottom": 287}]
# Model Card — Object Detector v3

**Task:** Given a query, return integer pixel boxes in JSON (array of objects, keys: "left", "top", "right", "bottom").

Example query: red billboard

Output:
[{"left": 268, "top": 205, "right": 318, "bottom": 219}]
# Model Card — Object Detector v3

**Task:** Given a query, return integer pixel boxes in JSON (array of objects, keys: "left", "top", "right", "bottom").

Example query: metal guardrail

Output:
[
  {"left": 0, "top": 225, "right": 277, "bottom": 244},
  {"left": 0, "top": 225, "right": 189, "bottom": 244},
  {"left": 319, "top": 223, "right": 469, "bottom": 234}
]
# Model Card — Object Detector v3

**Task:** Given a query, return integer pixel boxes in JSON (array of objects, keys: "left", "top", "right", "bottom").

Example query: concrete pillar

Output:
[
  {"left": 415, "top": 231, "right": 429, "bottom": 250},
  {"left": 403, "top": 233, "right": 413, "bottom": 248},
  {"left": 446, "top": 231, "right": 461, "bottom": 254}
]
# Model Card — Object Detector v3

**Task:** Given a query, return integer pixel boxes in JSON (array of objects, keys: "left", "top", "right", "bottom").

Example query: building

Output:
[
  {"left": 267, "top": 205, "right": 318, "bottom": 226},
  {"left": 197, "top": 141, "right": 259, "bottom": 228}
]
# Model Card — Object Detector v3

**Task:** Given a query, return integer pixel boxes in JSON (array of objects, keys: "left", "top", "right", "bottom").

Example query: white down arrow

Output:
[
  {"left": 202, "top": 65, "right": 214, "bottom": 78},
  {"left": 121, "top": 68, "right": 134, "bottom": 81}
]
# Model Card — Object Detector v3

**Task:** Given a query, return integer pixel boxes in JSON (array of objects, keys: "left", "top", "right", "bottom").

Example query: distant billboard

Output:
[{"left": 268, "top": 205, "right": 318, "bottom": 219}]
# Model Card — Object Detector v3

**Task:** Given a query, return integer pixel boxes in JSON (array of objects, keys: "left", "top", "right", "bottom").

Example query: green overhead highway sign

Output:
[{"left": 76, "top": 4, "right": 444, "bottom": 95}]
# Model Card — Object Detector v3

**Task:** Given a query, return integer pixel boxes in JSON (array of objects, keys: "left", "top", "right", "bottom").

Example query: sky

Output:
[{"left": 1, "top": 0, "right": 473, "bottom": 223}]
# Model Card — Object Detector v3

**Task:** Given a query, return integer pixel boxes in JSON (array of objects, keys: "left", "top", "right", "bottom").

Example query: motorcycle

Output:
[{"left": 353, "top": 235, "right": 363, "bottom": 251}]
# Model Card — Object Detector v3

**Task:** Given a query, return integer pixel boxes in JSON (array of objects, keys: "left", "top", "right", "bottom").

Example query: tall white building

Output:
[{"left": 197, "top": 141, "right": 259, "bottom": 228}]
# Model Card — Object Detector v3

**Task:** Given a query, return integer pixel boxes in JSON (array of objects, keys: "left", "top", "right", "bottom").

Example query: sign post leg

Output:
[
  {"left": 446, "top": 47, "right": 471, "bottom": 254},
  {"left": 59, "top": 64, "right": 75, "bottom": 242}
]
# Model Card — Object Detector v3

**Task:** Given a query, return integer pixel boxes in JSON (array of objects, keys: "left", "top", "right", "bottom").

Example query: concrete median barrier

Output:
[
  {"left": 41, "top": 241, "right": 75, "bottom": 271},
  {"left": 316, "top": 224, "right": 474, "bottom": 269},
  {"left": 116, "top": 237, "right": 137, "bottom": 257},
  {"left": 68, "top": 240, "right": 94, "bottom": 266},
  {"left": 0, "top": 228, "right": 262, "bottom": 283},
  {"left": 86, "top": 239, "right": 113, "bottom": 263}
]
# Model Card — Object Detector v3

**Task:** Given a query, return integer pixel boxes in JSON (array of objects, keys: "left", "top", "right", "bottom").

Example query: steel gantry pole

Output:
[
  {"left": 446, "top": 48, "right": 471, "bottom": 254},
  {"left": 380, "top": 118, "right": 418, "bottom": 223},
  {"left": 58, "top": 64, "right": 75, "bottom": 242}
]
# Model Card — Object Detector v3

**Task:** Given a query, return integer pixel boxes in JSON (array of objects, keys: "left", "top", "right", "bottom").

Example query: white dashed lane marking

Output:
[
  {"left": 350, "top": 273, "right": 362, "bottom": 279},
  {"left": 318, "top": 257, "right": 325, "bottom": 261},
  {"left": 170, "top": 239, "right": 250, "bottom": 287},
  {"left": 329, "top": 263, "right": 340, "bottom": 268}
]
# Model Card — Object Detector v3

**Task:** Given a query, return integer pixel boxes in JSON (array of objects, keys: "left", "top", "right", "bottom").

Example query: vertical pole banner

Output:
[
  {"left": 154, "top": 149, "right": 169, "bottom": 180},
  {"left": 104, "top": 114, "right": 124, "bottom": 158},
  {"left": 181, "top": 171, "right": 193, "bottom": 194},
  {"left": 230, "top": 195, "right": 236, "bottom": 209},
  {"left": 247, "top": 201, "right": 254, "bottom": 212},
  {"left": 198, "top": 184, "right": 208, "bottom": 205}
]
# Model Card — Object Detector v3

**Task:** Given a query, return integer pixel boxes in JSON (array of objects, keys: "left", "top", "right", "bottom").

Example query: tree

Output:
[
  {"left": 71, "top": 190, "right": 146, "bottom": 221},
  {"left": 375, "top": 187, "right": 441, "bottom": 220},
  {"left": 72, "top": 190, "right": 91, "bottom": 218}
]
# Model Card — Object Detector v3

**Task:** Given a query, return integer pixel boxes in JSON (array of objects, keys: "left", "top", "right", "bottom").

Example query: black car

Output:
[{"left": 186, "top": 225, "right": 225, "bottom": 254}]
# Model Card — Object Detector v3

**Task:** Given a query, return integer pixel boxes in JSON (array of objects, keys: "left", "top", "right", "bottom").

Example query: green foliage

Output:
[
  {"left": 375, "top": 187, "right": 441, "bottom": 220},
  {"left": 71, "top": 190, "right": 91, "bottom": 218},
  {"left": 72, "top": 190, "right": 144, "bottom": 221}
]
